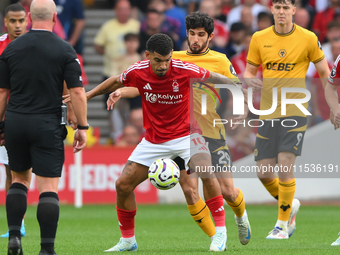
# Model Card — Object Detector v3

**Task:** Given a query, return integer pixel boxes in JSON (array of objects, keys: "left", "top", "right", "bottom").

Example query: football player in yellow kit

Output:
[{"left": 244, "top": 0, "right": 330, "bottom": 239}]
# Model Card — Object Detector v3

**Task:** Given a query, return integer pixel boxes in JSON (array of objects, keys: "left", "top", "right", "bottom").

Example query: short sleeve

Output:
[
  {"left": 246, "top": 34, "right": 261, "bottom": 67},
  {"left": 0, "top": 54, "right": 10, "bottom": 89},
  {"left": 328, "top": 55, "right": 340, "bottom": 86},
  {"left": 190, "top": 65, "right": 210, "bottom": 80},
  {"left": 198, "top": 65, "right": 210, "bottom": 79},
  {"left": 183, "top": 64, "right": 210, "bottom": 86},
  {"left": 64, "top": 46, "right": 83, "bottom": 88},
  {"left": 309, "top": 34, "right": 325, "bottom": 64},
  {"left": 120, "top": 64, "right": 137, "bottom": 87}
]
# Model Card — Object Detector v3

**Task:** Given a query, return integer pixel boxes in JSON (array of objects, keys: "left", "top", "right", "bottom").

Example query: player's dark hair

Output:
[
  {"left": 5, "top": 3, "right": 26, "bottom": 16},
  {"left": 146, "top": 33, "right": 173, "bottom": 56},
  {"left": 272, "top": 0, "right": 295, "bottom": 5},
  {"left": 185, "top": 12, "right": 214, "bottom": 36},
  {"left": 124, "top": 33, "right": 139, "bottom": 42}
]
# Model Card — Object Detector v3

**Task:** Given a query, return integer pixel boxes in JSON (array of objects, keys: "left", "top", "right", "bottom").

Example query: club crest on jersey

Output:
[
  {"left": 331, "top": 66, "right": 337, "bottom": 78},
  {"left": 144, "top": 92, "right": 157, "bottom": 103},
  {"left": 278, "top": 49, "right": 287, "bottom": 58},
  {"left": 172, "top": 80, "right": 179, "bottom": 92},
  {"left": 318, "top": 41, "right": 322, "bottom": 50}
]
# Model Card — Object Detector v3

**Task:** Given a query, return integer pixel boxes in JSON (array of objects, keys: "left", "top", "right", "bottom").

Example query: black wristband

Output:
[{"left": 77, "top": 124, "right": 89, "bottom": 130}]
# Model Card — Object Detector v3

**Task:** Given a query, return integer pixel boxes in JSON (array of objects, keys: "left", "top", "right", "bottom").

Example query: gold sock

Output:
[
  {"left": 226, "top": 189, "right": 245, "bottom": 218},
  {"left": 188, "top": 198, "right": 216, "bottom": 237},
  {"left": 263, "top": 178, "right": 279, "bottom": 200},
  {"left": 278, "top": 179, "right": 296, "bottom": 221}
]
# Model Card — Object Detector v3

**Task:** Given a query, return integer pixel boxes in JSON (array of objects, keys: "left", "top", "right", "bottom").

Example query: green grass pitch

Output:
[{"left": 0, "top": 203, "right": 339, "bottom": 254}]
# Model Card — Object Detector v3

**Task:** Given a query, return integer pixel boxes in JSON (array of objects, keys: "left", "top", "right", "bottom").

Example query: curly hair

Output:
[
  {"left": 146, "top": 33, "right": 173, "bottom": 56},
  {"left": 185, "top": 12, "right": 214, "bottom": 36},
  {"left": 272, "top": 0, "right": 295, "bottom": 5}
]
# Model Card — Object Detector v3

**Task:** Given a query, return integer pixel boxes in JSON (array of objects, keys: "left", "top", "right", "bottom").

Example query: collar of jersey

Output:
[
  {"left": 185, "top": 48, "right": 210, "bottom": 56},
  {"left": 149, "top": 60, "right": 172, "bottom": 80},
  {"left": 272, "top": 24, "right": 296, "bottom": 37},
  {"left": 31, "top": 29, "right": 52, "bottom": 32}
]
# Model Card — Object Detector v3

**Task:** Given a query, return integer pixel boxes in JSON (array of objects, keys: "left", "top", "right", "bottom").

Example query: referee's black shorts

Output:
[{"left": 4, "top": 112, "right": 67, "bottom": 177}]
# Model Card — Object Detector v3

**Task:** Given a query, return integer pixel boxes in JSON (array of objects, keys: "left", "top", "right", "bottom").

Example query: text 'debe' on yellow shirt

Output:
[{"left": 247, "top": 24, "right": 325, "bottom": 119}]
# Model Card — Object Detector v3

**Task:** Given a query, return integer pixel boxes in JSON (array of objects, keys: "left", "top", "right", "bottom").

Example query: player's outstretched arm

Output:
[
  {"left": 315, "top": 58, "right": 335, "bottom": 127},
  {"left": 107, "top": 87, "right": 140, "bottom": 110},
  {"left": 86, "top": 75, "right": 123, "bottom": 101},
  {"left": 208, "top": 70, "right": 248, "bottom": 103},
  {"left": 314, "top": 58, "right": 331, "bottom": 89},
  {"left": 209, "top": 71, "right": 249, "bottom": 129},
  {"left": 244, "top": 63, "right": 263, "bottom": 92},
  {"left": 325, "top": 82, "right": 340, "bottom": 130},
  {"left": 209, "top": 71, "right": 239, "bottom": 86}
]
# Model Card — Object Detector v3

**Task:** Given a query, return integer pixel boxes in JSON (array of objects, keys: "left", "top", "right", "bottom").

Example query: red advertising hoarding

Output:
[{"left": 0, "top": 146, "right": 158, "bottom": 204}]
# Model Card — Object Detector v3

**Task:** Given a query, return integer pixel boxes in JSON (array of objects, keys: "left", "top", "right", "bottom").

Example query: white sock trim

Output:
[
  {"left": 215, "top": 226, "right": 226, "bottom": 233},
  {"left": 122, "top": 236, "right": 136, "bottom": 242},
  {"left": 235, "top": 209, "right": 247, "bottom": 223},
  {"left": 275, "top": 220, "right": 288, "bottom": 230}
]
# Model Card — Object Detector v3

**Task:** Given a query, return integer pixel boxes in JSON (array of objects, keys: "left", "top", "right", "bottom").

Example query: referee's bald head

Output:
[{"left": 30, "top": 0, "right": 56, "bottom": 21}]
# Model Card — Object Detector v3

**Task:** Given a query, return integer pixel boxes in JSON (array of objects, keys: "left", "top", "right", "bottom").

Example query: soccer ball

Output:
[{"left": 148, "top": 158, "right": 180, "bottom": 190}]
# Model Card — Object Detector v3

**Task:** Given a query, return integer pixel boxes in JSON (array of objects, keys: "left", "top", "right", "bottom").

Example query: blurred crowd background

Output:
[{"left": 0, "top": 0, "right": 339, "bottom": 161}]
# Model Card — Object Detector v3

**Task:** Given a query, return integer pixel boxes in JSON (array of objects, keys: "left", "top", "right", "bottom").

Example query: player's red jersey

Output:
[
  {"left": 0, "top": 34, "right": 11, "bottom": 55},
  {"left": 120, "top": 59, "right": 210, "bottom": 144},
  {"left": 328, "top": 55, "right": 340, "bottom": 86}
]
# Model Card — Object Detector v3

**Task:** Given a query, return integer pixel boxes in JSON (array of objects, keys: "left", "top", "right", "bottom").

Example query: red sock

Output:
[
  {"left": 206, "top": 195, "right": 225, "bottom": 227},
  {"left": 117, "top": 206, "right": 137, "bottom": 238}
]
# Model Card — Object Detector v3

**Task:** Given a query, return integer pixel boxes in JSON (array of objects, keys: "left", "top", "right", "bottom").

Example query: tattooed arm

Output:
[
  {"left": 209, "top": 71, "right": 240, "bottom": 86},
  {"left": 209, "top": 71, "right": 249, "bottom": 130},
  {"left": 209, "top": 70, "right": 247, "bottom": 103}
]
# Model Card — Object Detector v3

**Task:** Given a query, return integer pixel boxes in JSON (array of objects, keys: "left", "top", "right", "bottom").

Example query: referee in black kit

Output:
[{"left": 0, "top": 0, "right": 87, "bottom": 254}]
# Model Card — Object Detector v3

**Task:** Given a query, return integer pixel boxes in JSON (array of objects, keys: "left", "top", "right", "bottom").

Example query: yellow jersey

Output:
[
  {"left": 173, "top": 49, "right": 241, "bottom": 140},
  {"left": 247, "top": 24, "right": 325, "bottom": 119}
]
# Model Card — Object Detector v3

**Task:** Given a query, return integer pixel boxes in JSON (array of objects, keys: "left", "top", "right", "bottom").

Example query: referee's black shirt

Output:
[{"left": 0, "top": 29, "right": 83, "bottom": 114}]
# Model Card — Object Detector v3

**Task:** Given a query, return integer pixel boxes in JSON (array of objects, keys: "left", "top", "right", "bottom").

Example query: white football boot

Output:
[
  {"left": 210, "top": 231, "right": 227, "bottom": 251},
  {"left": 288, "top": 198, "right": 301, "bottom": 237},
  {"left": 104, "top": 238, "right": 138, "bottom": 252},
  {"left": 235, "top": 210, "right": 251, "bottom": 245}
]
